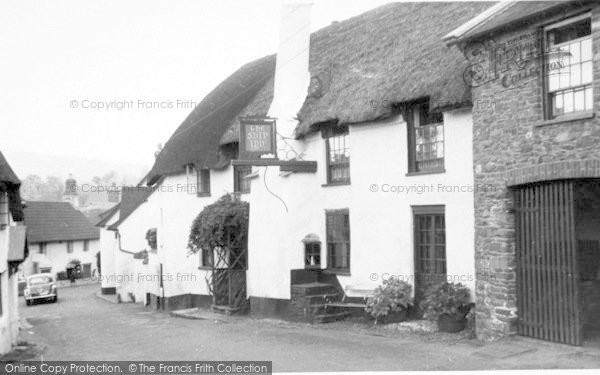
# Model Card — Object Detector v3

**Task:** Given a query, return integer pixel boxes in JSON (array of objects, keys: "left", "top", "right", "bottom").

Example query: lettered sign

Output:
[{"left": 239, "top": 117, "right": 277, "bottom": 160}]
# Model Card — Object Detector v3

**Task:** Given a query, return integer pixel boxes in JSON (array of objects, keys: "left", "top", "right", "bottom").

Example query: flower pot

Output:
[
  {"left": 383, "top": 308, "right": 408, "bottom": 324},
  {"left": 437, "top": 313, "right": 467, "bottom": 333}
]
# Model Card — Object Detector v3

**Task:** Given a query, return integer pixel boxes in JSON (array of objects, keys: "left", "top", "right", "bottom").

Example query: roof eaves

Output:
[{"left": 443, "top": 1, "right": 516, "bottom": 45}]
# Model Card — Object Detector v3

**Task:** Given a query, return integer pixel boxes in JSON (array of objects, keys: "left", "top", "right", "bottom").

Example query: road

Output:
[{"left": 18, "top": 284, "right": 600, "bottom": 371}]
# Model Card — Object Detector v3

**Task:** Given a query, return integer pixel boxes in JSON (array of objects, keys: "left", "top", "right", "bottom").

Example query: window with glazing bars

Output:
[
  {"left": 326, "top": 209, "right": 350, "bottom": 271},
  {"left": 408, "top": 102, "right": 444, "bottom": 172},
  {"left": 304, "top": 243, "right": 321, "bottom": 269},
  {"left": 414, "top": 211, "right": 446, "bottom": 279},
  {"left": 323, "top": 125, "right": 350, "bottom": 183},
  {"left": 546, "top": 15, "right": 593, "bottom": 118},
  {"left": 234, "top": 165, "right": 252, "bottom": 194},
  {"left": 197, "top": 169, "right": 211, "bottom": 196}
]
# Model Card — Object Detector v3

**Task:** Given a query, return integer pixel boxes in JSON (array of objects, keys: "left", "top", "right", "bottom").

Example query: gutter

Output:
[{"left": 114, "top": 229, "right": 147, "bottom": 259}]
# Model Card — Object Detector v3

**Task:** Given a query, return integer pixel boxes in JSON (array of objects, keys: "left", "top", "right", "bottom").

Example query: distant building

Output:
[
  {"left": 0, "top": 150, "right": 27, "bottom": 355},
  {"left": 22, "top": 201, "right": 100, "bottom": 279}
]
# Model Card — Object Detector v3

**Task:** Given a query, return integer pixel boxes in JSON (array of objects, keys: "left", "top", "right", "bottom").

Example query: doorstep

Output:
[{"left": 170, "top": 308, "right": 240, "bottom": 323}]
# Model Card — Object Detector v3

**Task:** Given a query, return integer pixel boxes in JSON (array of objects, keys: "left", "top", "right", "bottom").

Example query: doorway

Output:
[
  {"left": 413, "top": 205, "right": 446, "bottom": 304},
  {"left": 514, "top": 179, "right": 600, "bottom": 346}
]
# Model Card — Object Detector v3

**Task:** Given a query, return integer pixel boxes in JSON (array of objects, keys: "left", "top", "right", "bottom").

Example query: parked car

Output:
[
  {"left": 18, "top": 275, "right": 27, "bottom": 296},
  {"left": 24, "top": 274, "right": 57, "bottom": 305}
]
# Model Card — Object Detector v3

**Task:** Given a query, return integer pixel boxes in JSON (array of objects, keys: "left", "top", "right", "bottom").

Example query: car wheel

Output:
[
  {"left": 53, "top": 296, "right": 57, "bottom": 303},
  {"left": 26, "top": 300, "right": 31, "bottom": 306}
]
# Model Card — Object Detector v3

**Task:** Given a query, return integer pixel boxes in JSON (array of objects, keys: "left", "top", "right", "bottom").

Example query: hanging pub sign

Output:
[{"left": 239, "top": 117, "right": 277, "bottom": 160}]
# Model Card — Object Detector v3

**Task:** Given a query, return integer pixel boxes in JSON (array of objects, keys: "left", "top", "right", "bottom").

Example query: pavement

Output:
[{"left": 17, "top": 284, "right": 600, "bottom": 371}]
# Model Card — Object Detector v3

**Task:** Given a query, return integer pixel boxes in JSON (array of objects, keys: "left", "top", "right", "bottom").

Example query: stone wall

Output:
[{"left": 464, "top": 4, "right": 600, "bottom": 340}]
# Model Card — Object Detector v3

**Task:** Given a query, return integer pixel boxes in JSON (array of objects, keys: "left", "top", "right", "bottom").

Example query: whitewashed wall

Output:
[
  {"left": 0, "top": 216, "right": 22, "bottom": 354},
  {"left": 247, "top": 108, "right": 475, "bottom": 300},
  {"left": 22, "top": 239, "right": 99, "bottom": 278},
  {"left": 113, "top": 164, "right": 246, "bottom": 303},
  {"left": 99, "top": 214, "right": 118, "bottom": 291}
]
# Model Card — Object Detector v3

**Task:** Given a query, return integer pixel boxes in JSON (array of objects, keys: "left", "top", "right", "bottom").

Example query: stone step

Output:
[
  {"left": 312, "top": 311, "right": 351, "bottom": 324},
  {"left": 304, "top": 293, "right": 341, "bottom": 305},
  {"left": 291, "top": 282, "right": 338, "bottom": 296},
  {"left": 212, "top": 304, "right": 242, "bottom": 315},
  {"left": 310, "top": 303, "right": 348, "bottom": 315}
]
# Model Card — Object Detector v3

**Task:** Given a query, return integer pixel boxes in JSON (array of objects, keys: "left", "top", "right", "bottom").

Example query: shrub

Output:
[
  {"left": 56, "top": 271, "right": 68, "bottom": 281},
  {"left": 366, "top": 278, "right": 412, "bottom": 324},
  {"left": 420, "top": 282, "right": 471, "bottom": 321}
]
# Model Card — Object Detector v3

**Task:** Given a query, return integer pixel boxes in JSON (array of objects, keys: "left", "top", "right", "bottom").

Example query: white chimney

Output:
[{"left": 268, "top": 2, "right": 312, "bottom": 160}]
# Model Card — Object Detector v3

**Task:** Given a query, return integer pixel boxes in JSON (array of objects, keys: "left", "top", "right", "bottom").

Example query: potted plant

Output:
[
  {"left": 366, "top": 278, "right": 412, "bottom": 324},
  {"left": 420, "top": 282, "right": 471, "bottom": 333}
]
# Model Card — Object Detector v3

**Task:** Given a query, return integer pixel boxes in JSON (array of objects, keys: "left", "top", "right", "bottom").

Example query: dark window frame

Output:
[
  {"left": 304, "top": 242, "right": 321, "bottom": 269},
  {"left": 413, "top": 205, "right": 447, "bottom": 297},
  {"left": 83, "top": 240, "right": 89, "bottom": 252},
  {"left": 234, "top": 165, "right": 252, "bottom": 194},
  {"left": 543, "top": 13, "right": 593, "bottom": 120},
  {"left": 39, "top": 242, "right": 46, "bottom": 255},
  {"left": 66, "top": 241, "right": 74, "bottom": 253},
  {"left": 406, "top": 101, "right": 445, "bottom": 174},
  {"left": 325, "top": 209, "right": 351, "bottom": 274},
  {"left": 199, "top": 248, "right": 213, "bottom": 269},
  {"left": 322, "top": 125, "right": 350, "bottom": 185},
  {"left": 197, "top": 168, "right": 211, "bottom": 197}
]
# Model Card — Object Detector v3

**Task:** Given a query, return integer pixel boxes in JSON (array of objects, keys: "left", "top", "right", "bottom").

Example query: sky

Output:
[{"left": 0, "top": 0, "right": 393, "bottom": 176}]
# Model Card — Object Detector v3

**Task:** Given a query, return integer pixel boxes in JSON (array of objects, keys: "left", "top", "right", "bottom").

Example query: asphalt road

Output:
[{"left": 18, "top": 284, "right": 600, "bottom": 371}]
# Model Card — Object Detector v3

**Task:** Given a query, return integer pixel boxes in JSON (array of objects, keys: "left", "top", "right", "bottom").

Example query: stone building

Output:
[{"left": 446, "top": 0, "right": 600, "bottom": 345}]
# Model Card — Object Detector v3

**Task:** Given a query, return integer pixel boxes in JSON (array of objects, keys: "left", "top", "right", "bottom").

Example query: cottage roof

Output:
[
  {"left": 0, "top": 150, "right": 24, "bottom": 222},
  {"left": 443, "top": 1, "right": 586, "bottom": 44},
  {"left": 151, "top": 2, "right": 493, "bottom": 180},
  {"left": 24, "top": 201, "right": 100, "bottom": 243},
  {"left": 106, "top": 185, "right": 157, "bottom": 231}
]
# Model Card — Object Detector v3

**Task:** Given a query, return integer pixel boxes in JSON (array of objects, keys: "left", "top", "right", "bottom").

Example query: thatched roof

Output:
[
  {"left": 0, "top": 150, "right": 24, "bottom": 222},
  {"left": 295, "top": 1, "right": 494, "bottom": 136},
  {"left": 147, "top": 55, "right": 276, "bottom": 184},
  {"left": 151, "top": 2, "right": 493, "bottom": 178}
]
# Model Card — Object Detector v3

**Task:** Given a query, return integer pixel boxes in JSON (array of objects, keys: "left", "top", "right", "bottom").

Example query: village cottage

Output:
[
  {"left": 445, "top": 0, "right": 600, "bottom": 345},
  {"left": 22, "top": 201, "right": 99, "bottom": 279},
  {"left": 0, "top": 151, "right": 27, "bottom": 355},
  {"left": 101, "top": 2, "right": 492, "bottom": 320}
]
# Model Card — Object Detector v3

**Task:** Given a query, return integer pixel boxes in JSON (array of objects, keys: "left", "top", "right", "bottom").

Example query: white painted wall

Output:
[
  {"left": 247, "top": 108, "right": 476, "bottom": 301},
  {"left": 112, "top": 164, "right": 247, "bottom": 304},
  {"left": 21, "top": 239, "right": 99, "bottom": 278},
  {"left": 0, "top": 214, "right": 23, "bottom": 354},
  {"left": 99, "top": 214, "right": 118, "bottom": 291}
]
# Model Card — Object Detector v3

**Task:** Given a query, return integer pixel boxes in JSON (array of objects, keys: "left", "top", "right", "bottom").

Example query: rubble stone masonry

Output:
[{"left": 464, "top": 5, "right": 600, "bottom": 340}]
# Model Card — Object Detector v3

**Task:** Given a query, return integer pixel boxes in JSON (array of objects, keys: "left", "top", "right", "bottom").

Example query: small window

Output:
[
  {"left": 304, "top": 243, "right": 321, "bottom": 269},
  {"left": 323, "top": 125, "right": 350, "bottom": 184},
  {"left": 326, "top": 209, "right": 350, "bottom": 272},
  {"left": 66, "top": 241, "right": 73, "bottom": 253},
  {"left": 39, "top": 267, "right": 52, "bottom": 274},
  {"left": 83, "top": 240, "right": 89, "bottom": 252},
  {"left": 545, "top": 15, "right": 593, "bottom": 118},
  {"left": 198, "top": 169, "right": 211, "bottom": 196},
  {"left": 39, "top": 243, "right": 47, "bottom": 255},
  {"left": 408, "top": 101, "right": 444, "bottom": 173},
  {"left": 0, "top": 192, "right": 8, "bottom": 229},
  {"left": 234, "top": 165, "right": 252, "bottom": 194},
  {"left": 200, "top": 248, "right": 213, "bottom": 268},
  {"left": 185, "top": 164, "right": 198, "bottom": 194}
]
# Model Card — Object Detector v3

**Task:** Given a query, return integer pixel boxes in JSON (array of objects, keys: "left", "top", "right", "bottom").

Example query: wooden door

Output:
[
  {"left": 413, "top": 206, "right": 446, "bottom": 304},
  {"left": 514, "top": 180, "right": 581, "bottom": 345}
]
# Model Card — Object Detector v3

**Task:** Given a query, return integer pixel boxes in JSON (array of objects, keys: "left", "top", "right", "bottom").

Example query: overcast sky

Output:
[{"left": 0, "top": 0, "right": 393, "bottom": 174}]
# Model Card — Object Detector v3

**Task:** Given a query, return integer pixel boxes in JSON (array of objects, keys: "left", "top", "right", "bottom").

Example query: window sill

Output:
[
  {"left": 196, "top": 192, "right": 211, "bottom": 197},
  {"left": 534, "top": 111, "right": 595, "bottom": 128},
  {"left": 405, "top": 168, "right": 446, "bottom": 177},
  {"left": 323, "top": 269, "right": 351, "bottom": 276},
  {"left": 321, "top": 181, "right": 351, "bottom": 187}
]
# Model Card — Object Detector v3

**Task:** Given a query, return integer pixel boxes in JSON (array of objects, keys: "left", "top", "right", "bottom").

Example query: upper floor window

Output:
[
  {"left": 0, "top": 192, "right": 8, "bottom": 229},
  {"left": 39, "top": 242, "right": 47, "bottom": 255},
  {"left": 185, "top": 164, "right": 211, "bottom": 196},
  {"left": 83, "top": 240, "right": 89, "bottom": 252},
  {"left": 66, "top": 241, "right": 73, "bottom": 253},
  {"left": 546, "top": 15, "right": 593, "bottom": 118},
  {"left": 408, "top": 101, "right": 444, "bottom": 173},
  {"left": 234, "top": 165, "right": 252, "bottom": 194},
  {"left": 323, "top": 125, "right": 350, "bottom": 184}
]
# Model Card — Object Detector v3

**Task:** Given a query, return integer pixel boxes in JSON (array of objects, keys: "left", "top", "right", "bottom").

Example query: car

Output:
[{"left": 24, "top": 274, "right": 57, "bottom": 305}]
